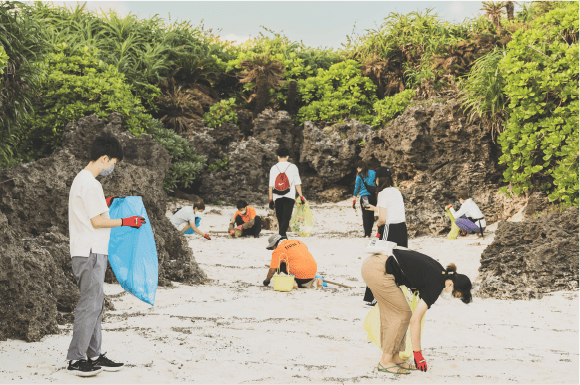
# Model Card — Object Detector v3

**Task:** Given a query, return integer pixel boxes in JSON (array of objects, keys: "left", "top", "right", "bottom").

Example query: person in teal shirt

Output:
[{"left": 352, "top": 160, "right": 377, "bottom": 238}]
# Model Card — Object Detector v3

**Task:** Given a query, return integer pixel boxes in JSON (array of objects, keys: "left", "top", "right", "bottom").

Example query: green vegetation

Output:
[
  {"left": 203, "top": 98, "right": 238, "bottom": 128},
  {"left": 207, "top": 157, "right": 229, "bottom": 173},
  {"left": 372, "top": 89, "right": 415, "bottom": 128}
]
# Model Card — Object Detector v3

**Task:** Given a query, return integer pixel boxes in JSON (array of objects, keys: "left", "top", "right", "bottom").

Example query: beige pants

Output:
[{"left": 361, "top": 253, "right": 412, "bottom": 356}]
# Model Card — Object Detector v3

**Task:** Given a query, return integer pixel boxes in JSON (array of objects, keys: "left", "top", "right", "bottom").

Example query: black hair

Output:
[
  {"left": 276, "top": 147, "right": 290, "bottom": 157},
  {"left": 375, "top": 168, "right": 394, "bottom": 194},
  {"left": 457, "top": 189, "right": 469, "bottom": 200},
  {"left": 446, "top": 263, "right": 472, "bottom": 304},
  {"left": 355, "top": 160, "right": 368, "bottom": 178},
  {"left": 90, "top": 132, "right": 124, "bottom": 162},
  {"left": 236, "top": 200, "right": 248, "bottom": 210},
  {"left": 194, "top": 200, "right": 205, "bottom": 211}
]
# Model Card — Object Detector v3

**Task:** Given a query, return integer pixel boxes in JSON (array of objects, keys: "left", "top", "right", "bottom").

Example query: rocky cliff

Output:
[{"left": 0, "top": 113, "right": 206, "bottom": 342}]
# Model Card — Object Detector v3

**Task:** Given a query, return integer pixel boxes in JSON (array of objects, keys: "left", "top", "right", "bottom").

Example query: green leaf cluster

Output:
[
  {"left": 203, "top": 97, "right": 238, "bottom": 128},
  {"left": 0, "top": 45, "right": 8, "bottom": 76},
  {"left": 497, "top": 2, "right": 579, "bottom": 205},
  {"left": 207, "top": 157, "right": 229, "bottom": 173},
  {"left": 145, "top": 117, "right": 206, "bottom": 192},
  {"left": 297, "top": 60, "right": 378, "bottom": 125},
  {"left": 372, "top": 89, "right": 415, "bottom": 128}
]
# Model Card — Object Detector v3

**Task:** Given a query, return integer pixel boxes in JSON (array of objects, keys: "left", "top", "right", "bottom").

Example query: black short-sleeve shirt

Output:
[{"left": 386, "top": 249, "right": 447, "bottom": 308}]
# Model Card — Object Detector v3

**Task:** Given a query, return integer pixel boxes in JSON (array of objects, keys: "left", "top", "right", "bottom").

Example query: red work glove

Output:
[
  {"left": 237, "top": 225, "right": 243, "bottom": 231},
  {"left": 229, "top": 230, "right": 235, "bottom": 236},
  {"left": 413, "top": 350, "right": 427, "bottom": 372},
  {"left": 122, "top": 216, "right": 146, "bottom": 229},
  {"left": 446, "top": 204, "right": 453, "bottom": 210},
  {"left": 376, "top": 232, "right": 380, "bottom": 238},
  {"left": 269, "top": 199, "right": 275, "bottom": 210},
  {"left": 352, "top": 198, "right": 356, "bottom": 208},
  {"left": 300, "top": 196, "right": 306, "bottom": 204},
  {"left": 203, "top": 234, "right": 211, "bottom": 240}
]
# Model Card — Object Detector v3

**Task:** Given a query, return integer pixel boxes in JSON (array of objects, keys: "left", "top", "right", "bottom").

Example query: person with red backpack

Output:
[{"left": 268, "top": 147, "right": 304, "bottom": 237}]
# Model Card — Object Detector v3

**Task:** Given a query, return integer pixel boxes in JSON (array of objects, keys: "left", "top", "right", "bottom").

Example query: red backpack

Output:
[{"left": 273, "top": 164, "right": 292, "bottom": 195}]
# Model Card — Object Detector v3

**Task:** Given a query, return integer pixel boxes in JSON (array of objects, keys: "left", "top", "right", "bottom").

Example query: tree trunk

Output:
[
  {"left": 285, "top": 80, "right": 297, "bottom": 114},
  {"left": 254, "top": 73, "right": 268, "bottom": 118},
  {"left": 505, "top": 1, "right": 515, "bottom": 21}
]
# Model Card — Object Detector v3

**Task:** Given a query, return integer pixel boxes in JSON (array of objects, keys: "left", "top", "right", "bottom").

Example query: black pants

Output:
[
  {"left": 360, "top": 195, "right": 377, "bottom": 237},
  {"left": 279, "top": 262, "right": 314, "bottom": 288},
  {"left": 364, "top": 221, "right": 409, "bottom": 302},
  {"left": 275, "top": 197, "right": 295, "bottom": 237},
  {"left": 234, "top": 215, "right": 262, "bottom": 237}
]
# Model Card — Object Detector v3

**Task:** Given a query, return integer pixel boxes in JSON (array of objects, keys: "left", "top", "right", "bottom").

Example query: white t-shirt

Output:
[
  {"left": 170, "top": 207, "right": 202, "bottom": 231},
  {"left": 269, "top": 162, "right": 301, "bottom": 201},
  {"left": 68, "top": 170, "right": 111, "bottom": 257},
  {"left": 450, "top": 198, "right": 486, "bottom": 228},
  {"left": 377, "top": 187, "right": 406, "bottom": 224}
]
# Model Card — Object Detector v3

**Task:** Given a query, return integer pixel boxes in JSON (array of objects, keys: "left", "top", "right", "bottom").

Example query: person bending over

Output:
[
  {"left": 361, "top": 248, "right": 472, "bottom": 374},
  {"left": 268, "top": 147, "right": 305, "bottom": 237},
  {"left": 446, "top": 190, "right": 486, "bottom": 238},
  {"left": 228, "top": 200, "right": 262, "bottom": 238},
  {"left": 263, "top": 234, "right": 318, "bottom": 289},
  {"left": 170, "top": 200, "right": 211, "bottom": 240},
  {"left": 67, "top": 133, "right": 146, "bottom": 376}
]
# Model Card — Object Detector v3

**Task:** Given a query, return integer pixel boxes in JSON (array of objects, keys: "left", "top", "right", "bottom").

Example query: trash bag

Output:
[
  {"left": 183, "top": 217, "right": 201, "bottom": 235},
  {"left": 363, "top": 286, "right": 425, "bottom": 360},
  {"left": 108, "top": 196, "right": 158, "bottom": 306},
  {"left": 289, "top": 198, "right": 314, "bottom": 237},
  {"left": 445, "top": 209, "right": 460, "bottom": 240}
]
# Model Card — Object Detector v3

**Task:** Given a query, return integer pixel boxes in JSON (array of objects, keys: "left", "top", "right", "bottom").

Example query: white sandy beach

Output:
[{"left": 0, "top": 201, "right": 578, "bottom": 383}]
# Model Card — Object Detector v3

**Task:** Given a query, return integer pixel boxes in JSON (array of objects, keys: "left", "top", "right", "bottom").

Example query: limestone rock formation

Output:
[
  {"left": 0, "top": 113, "right": 206, "bottom": 342},
  {"left": 477, "top": 207, "right": 579, "bottom": 300}
]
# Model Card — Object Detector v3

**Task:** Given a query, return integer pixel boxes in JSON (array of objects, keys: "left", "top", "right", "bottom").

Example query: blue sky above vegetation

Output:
[{"left": 54, "top": 1, "right": 513, "bottom": 48}]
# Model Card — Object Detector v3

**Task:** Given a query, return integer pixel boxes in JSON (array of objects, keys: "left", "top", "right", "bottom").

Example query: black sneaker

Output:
[
  {"left": 89, "top": 353, "right": 124, "bottom": 372},
  {"left": 67, "top": 359, "right": 103, "bottom": 377}
]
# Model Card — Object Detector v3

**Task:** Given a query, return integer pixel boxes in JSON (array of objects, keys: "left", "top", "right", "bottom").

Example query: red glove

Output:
[
  {"left": 413, "top": 350, "right": 427, "bottom": 372},
  {"left": 299, "top": 196, "right": 306, "bottom": 204},
  {"left": 122, "top": 216, "right": 146, "bottom": 229},
  {"left": 229, "top": 230, "right": 235, "bottom": 236},
  {"left": 352, "top": 198, "right": 356, "bottom": 208},
  {"left": 446, "top": 204, "right": 453, "bottom": 210},
  {"left": 237, "top": 225, "right": 243, "bottom": 231},
  {"left": 376, "top": 232, "right": 380, "bottom": 238},
  {"left": 203, "top": 234, "right": 211, "bottom": 240}
]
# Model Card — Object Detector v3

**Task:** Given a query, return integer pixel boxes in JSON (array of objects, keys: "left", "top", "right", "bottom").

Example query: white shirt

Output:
[
  {"left": 450, "top": 198, "right": 486, "bottom": 228},
  {"left": 170, "top": 207, "right": 202, "bottom": 231},
  {"left": 68, "top": 170, "right": 111, "bottom": 257},
  {"left": 269, "top": 162, "right": 301, "bottom": 201},
  {"left": 377, "top": 187, "right": 406, "bottom": 224}
]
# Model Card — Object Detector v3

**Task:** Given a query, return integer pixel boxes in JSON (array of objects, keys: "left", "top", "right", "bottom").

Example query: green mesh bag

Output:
[
  {"left": 446, "top": 209, "right": 460, "bottom": 240},
  {"left": 289, "top": 198, "right": 314, "bottom": 237}
]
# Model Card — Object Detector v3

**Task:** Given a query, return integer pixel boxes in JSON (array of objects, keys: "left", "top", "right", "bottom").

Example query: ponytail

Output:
[{"left": 446, "top": 263, "right": 472, "bottom": 304}]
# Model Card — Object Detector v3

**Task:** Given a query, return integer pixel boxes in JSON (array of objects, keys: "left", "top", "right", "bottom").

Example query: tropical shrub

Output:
[
  {"left": 22, "top": 43, "right": 148, "bottom": 159},
  {"left": 0, "top": 45, "right": 8, "bottom": 75},
  {"left": 145, "top": 117, "right": 206, "bottom": 192},
  {"left": 203, "top": 98, "right": 238, "bottom": 128},
  {"left": 372, "top": 89, "right": 415, "bottom": 128},
  {"left": 207, "top": 157, "right": 229, "bottom": 173},
  {"left": 497, "top": 2, "right": 579, "bottom": 205},
  {"left": 297, "top": 60, "right": 377, "bottom": 125}
]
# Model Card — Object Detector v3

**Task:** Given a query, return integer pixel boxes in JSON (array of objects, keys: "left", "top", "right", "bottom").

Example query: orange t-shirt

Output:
[
  {"left": 270, "top": 240, "right": 317, "bottom": 279},
  {"left": 233, "top": 206, "right": 257, "bottom": 223}
]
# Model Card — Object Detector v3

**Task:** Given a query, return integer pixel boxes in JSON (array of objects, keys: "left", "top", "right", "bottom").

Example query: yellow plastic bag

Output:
[
  {"left": 289, "top": 198, "right": 314, "bottom": 237},
  {"left": 363, "top": 286, "right": 425, "bottom": 360},
  {"left": 445, "top": 209, "right": 460, "bottom": 240}
]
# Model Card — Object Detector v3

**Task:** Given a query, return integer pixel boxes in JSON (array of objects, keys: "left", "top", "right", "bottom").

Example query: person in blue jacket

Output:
[{"left": 352, "top": 161, "right": 377, "bottom": 238}]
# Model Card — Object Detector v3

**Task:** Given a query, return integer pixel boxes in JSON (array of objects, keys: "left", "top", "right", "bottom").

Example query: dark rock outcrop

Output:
[
  {"left": 0, "top": 113, "right": 206, "bottom": 342},
  {"left": 477, "top": 207, "right": 579, "bottom": 300}
]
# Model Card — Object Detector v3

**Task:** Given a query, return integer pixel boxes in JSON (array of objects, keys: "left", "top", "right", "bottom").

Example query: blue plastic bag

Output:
[
  {"left": 183, "top": 217, "right": 201, "bottom": 235},
  {"left": 108, "top": 196, "right": 158, "bottom": 306}
]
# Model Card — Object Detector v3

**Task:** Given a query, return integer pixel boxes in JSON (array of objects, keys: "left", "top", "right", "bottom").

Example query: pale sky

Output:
[{"left": 52, "top": 1, "right": 516, "bottom": 48}]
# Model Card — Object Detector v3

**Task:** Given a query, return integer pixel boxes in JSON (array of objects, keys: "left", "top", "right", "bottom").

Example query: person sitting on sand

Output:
[
  {"left": 170, "top": 200, "right": 211, "bottom": 240},
  {"left": 361, "top": 248, "right": 472, "bottom": 374},
  {"left": 263, "top": 234, "right": 319, "bottom": 289},
  {"left": 446, "top": 190, "right": 486, "bottom": 237},
  {"left": 228, "top": 200, "right": 262, "bottom": 238}
]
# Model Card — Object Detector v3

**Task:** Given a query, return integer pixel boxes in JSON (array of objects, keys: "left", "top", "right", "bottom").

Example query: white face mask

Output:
[
  {"left": 99, "top": 157, "right": 115, "bottom": 176},
  {"left": 440, "top": 289, "right": 454, "bottom": 301}
]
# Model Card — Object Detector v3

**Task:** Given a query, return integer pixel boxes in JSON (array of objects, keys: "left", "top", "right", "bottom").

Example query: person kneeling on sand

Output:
[
  {"left": 263, "top": 234, "right": 319, "bottom": 289},
  {"left": 361, "top": 248, "right": 472, "bottom": 375},
  {"left": 446, "top": 189, "right": 486, "bottom": 238},
  {"left": 228, "top": 200, "right": 262, "bottom": 238},
  {"left": 170, "top": 200, "right": 211, "bottom": 240}
]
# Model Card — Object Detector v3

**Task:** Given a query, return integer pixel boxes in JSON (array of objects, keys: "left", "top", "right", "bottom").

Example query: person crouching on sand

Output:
[
  {"left": 170, "top": 200, "right": 211, "bottom": 240},
  {"left": 228, "top": 200, "right": 262, "bottom": 238},
  {"left": 263, "top": 234, "right": 320, "bottom": 289},
  {"left": 446, "top": 189, "right": 486, "bottom": 238},
  {"left": 361, "top": 248, "right": 472, "bottom": 375}
]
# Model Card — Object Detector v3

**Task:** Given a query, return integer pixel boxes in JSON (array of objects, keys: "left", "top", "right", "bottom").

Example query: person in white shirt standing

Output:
[
  {"left": 66, "top": 133, "right": 146, "bottom": 377},
  {"left": 446, "top": 190, "right": 486, "bottom": 238},
  {"left": 268, "top": 147, "right": 305, "bottom": 237}
]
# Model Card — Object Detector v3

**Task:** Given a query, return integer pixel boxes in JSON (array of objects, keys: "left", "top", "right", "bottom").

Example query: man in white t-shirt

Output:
[
  {"left": 66, "top": 133, "right": 146, "bottom": 377},
  {"left": 268, "top": 147, "right": 305, "bottom": 237}
]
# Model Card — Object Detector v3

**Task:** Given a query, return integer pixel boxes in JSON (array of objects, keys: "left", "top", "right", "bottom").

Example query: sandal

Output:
[
  {"left": 377, "top": 363, "right": 411, "bottom": 374},
  {"left": 395, "top": 361, "right": 419, "bottom": 370}
]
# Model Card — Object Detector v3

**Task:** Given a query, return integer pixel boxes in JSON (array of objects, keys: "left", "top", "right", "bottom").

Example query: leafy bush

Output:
[
  {"left": 203, "top": 98, "right": 238, "bottom": 128},
  {"left": 0, "top": 45, "right": 8, "bottom": 75},
  {"left": 207, "top": 157, "right": 229, "bottom": 173},
  {"left": 145, "top": 117, "right": 206, "bottom": 192},
  {"left": 497, "top": 2, "right": 579, "bottom": 205},
  {"left": 372, "top": 89, "right": 415, "bottom": 128},
  {"left": 22, "top": 43, "right": 147, "bottom": 158},
  {"left": 297, "top": 60, "right": 377, "bottom": 125}
]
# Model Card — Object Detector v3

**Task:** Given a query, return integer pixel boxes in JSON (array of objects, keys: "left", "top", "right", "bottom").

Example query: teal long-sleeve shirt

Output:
[{"left": 353, "top": 170, "right": 376, "bottom": 197}]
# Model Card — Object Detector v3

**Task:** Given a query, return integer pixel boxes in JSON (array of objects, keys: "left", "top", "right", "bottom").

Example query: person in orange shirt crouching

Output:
[
  {"left": 228, "top": 200, "right": 262, "bottom": 238},
  {"left": 263, "top": 234, "right": 320, "bottom": 289}
]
